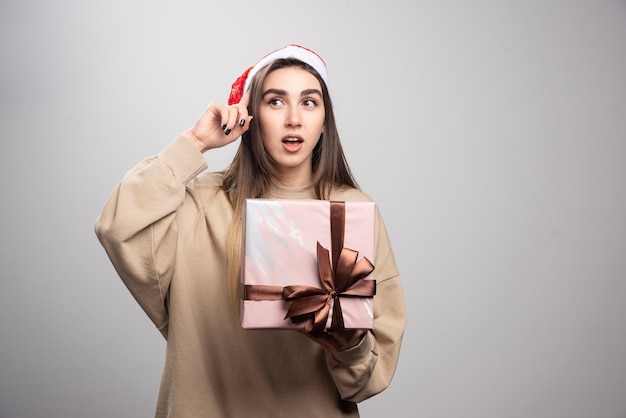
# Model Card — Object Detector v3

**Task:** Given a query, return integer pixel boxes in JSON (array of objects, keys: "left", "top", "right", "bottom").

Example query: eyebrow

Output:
[{"left": 262, "top": 88, "right": 323, "bottom": 98}]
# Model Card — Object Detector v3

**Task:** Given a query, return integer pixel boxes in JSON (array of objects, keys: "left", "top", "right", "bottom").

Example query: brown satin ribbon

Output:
[{"left": 243, "top": 201, "right": 376, "bottom": 337}]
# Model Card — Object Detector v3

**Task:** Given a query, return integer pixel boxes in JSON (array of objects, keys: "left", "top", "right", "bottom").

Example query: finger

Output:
[
  {"left": 230, "top": 115, "right": 253, "bottom": 139},
  {"left": 214, "top": 104, "right": 231, "bottom": 131},
  {"left": 235, "top": 101, "right": 250, "bottom": 128},
  {"left": 224, "top": 104, "right": 251, "bottom": 136},
  {"left": 239, "top": 90, "right": 251, "bottom": 108},
  {"left": 221, "top": 107, "right": 240, "bottom": 136}
]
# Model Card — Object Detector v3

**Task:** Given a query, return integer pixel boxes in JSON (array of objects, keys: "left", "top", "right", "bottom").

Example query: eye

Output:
[
  {"left": 267, "top": 97, "right": 285, "bottom": 107},
  {"left": 303, "top": 98, "right": 318, "bottom": 107}
]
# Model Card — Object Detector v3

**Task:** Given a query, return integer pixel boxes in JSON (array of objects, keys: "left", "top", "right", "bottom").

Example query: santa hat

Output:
[{"left": 228, "top": 44, "right": 328, "bottom": 105}]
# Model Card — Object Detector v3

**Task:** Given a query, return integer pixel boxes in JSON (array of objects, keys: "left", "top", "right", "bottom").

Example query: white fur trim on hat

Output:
[
  {"left": 244, "top": 44, "right": 328, "bottom": 94},
  {"left": 228, "top": 44, "right": 328, "bottom": 105}
]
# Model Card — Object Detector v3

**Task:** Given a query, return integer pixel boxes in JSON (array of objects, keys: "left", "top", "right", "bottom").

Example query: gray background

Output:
[{"left": 1, "top": 1, "right": 625, "bottom": 417}]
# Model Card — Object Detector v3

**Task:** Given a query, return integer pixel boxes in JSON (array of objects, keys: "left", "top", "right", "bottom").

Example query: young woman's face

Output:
[{"left": 258, "top": 66, "right": 325, "bottom": 185}]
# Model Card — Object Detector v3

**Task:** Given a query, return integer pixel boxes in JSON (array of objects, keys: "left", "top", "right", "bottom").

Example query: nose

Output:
[{"left": 285, "top": 105, "right": 302, "bottom": 127}]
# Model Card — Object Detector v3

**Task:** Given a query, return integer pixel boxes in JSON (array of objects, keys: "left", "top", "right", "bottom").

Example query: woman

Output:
[{"left": 95, "top": 44, "right": 406, "bottom": 417}]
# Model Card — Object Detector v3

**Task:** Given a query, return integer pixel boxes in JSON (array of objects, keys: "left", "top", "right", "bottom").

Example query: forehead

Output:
[{"left": 262, "top": 67, "right": 322, "bottom": 92}]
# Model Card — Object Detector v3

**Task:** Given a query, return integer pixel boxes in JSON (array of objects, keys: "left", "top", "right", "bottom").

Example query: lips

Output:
[
  {"left": 282, "top": 136, "right": 304, "bottom": 144},
  {"left": 281, "top": 135, "right": 304, "bottom": 152}
]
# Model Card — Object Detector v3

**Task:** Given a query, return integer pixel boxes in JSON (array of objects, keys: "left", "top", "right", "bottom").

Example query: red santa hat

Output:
[{"left": 228, "top": 44, "right": 329, "bottom": 105}]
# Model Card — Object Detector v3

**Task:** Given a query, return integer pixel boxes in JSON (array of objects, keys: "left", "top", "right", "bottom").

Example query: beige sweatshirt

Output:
[{"left": 95, "top": 135, "right": 406, "bottom": 417}]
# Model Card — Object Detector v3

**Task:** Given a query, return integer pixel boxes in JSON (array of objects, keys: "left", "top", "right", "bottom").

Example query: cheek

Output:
[
  {"left": 317, "top": 115, "right": 326, "bottom": 135},
  {"left": 258, "top": 111, "right": 282, "bottom": 134},
  {"left": 317, "top": 109, "right": 326, "bottom": 131},
  {"left": 256, "top": 113, "right": 272, "bottom": 143}
]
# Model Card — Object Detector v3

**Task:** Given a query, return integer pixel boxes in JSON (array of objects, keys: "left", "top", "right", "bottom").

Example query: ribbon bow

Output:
[{"left": 282, "top": 241, "right": 375, "bottom": 337}]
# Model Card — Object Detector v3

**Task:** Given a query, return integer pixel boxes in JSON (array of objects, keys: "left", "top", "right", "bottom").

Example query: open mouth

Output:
[{"left": 282, "top": 137, "right": 304, "bottom": 144}]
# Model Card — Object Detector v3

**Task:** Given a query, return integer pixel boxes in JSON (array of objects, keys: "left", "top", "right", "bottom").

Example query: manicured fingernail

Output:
[
  {"left": 222, "top": 124, "right": 227, "bottom": 130},
  {"left": 239, "top": 119, "right": 245, "bottom": 127},
  {"left": 224, "top": 128, "right": 231, "bottom": 135}
]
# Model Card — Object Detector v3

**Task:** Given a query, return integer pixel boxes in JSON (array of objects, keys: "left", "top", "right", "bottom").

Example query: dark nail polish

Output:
[
  {"left": 239, "top": 119, "right": 245, "bottom": 127},
  {"left": 222, "top": 124, "right": 227, "bottom": 130},
  {"left": 224, "top": 128, "right": 231, "bottom": 135}
]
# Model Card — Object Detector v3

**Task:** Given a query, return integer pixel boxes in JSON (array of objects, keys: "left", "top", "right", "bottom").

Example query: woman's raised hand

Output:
[{"left": 182, "top": 92, "right": 253, "bottom": 153}]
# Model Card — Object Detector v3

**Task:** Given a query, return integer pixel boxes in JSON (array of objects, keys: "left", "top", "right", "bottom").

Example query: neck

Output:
[{"left": 272, "top": 168, "right": 313, "bottom": 188}]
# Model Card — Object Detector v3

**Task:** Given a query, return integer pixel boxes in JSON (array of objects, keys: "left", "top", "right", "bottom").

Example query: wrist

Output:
[{"left": 181, "top": 129, "right": 209, "bottom": 153}]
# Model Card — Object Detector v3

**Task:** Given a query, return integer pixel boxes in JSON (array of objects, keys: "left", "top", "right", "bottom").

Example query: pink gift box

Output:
[{"left": 241, "top": 199, "right": 376, "bottom": 333}]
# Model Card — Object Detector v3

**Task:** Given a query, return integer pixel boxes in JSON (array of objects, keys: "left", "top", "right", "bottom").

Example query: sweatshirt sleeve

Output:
[
  {"left": 325, "top": 208, "right": 407, "bottom": 402},
  {"left": 94, "top": 136, "right": 208, "bottom": 336}
]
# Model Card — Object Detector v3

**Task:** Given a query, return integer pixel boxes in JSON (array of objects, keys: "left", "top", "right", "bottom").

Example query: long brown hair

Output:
[{"left": 221, "top": 58, "right": 359, "bottom": 302}]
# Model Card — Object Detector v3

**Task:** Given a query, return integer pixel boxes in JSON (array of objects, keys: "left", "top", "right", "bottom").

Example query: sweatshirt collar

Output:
[{"left": 268, "top": 182, "right": 316, "bottom": 199}]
